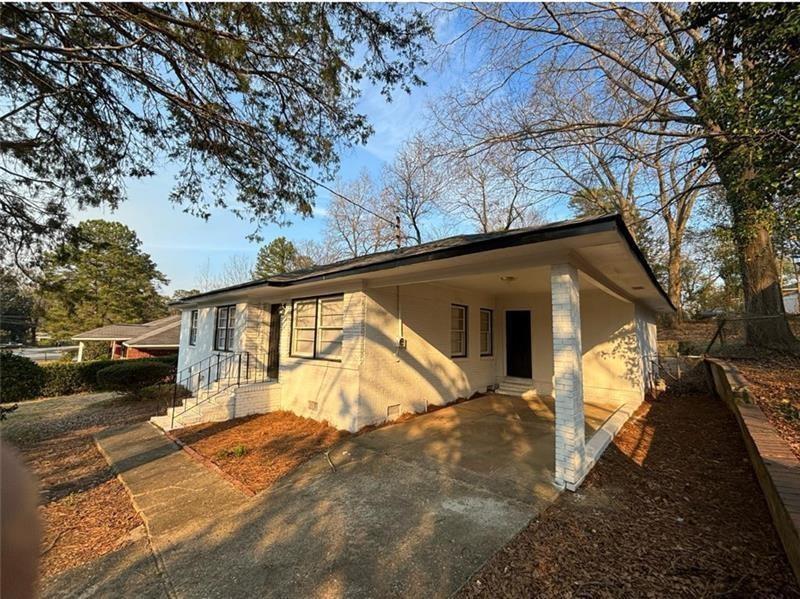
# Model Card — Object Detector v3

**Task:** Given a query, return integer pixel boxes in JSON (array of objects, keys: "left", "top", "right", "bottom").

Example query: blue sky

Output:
[
  {"left": 75, "top": 12, "right": 466, "bottom": 293},
  {"left": 73, "top": 10, "right": 568, "bottom": 294}
]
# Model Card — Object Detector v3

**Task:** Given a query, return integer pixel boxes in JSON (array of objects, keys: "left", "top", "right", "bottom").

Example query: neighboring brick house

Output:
[
  {"left": 72, "top": 315, "right": 180, "bottom": 361},
  {"left": 160, "top": 214, "right": 674, "bottom": 491}
]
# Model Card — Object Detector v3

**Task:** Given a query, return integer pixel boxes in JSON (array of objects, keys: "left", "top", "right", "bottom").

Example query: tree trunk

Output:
[
  {"left": 732, "top": 211, "right": 796, "bottom": 347},
  {"left": 709, "top": 135, "right": 797, "bottom": 348},
  {"left": 666, "top": 242, "right": 684, "bottom": 325}
]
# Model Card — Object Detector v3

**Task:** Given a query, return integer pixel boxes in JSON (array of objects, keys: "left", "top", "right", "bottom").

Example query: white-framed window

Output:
[
  {"left": 480, "top": 308, "right": 493, "bottom": 356},
  {"left": 450, "top": 304, "right": 468, "bottom": 358},
  {"left": 214, "top": 305, "right": 236, "bottom": 351},
  {"left": 291, "top": 295, "right": 344, "bottom": 361},
  {"left": 189, "top": 310, "right": 198, "bottom": 346}
]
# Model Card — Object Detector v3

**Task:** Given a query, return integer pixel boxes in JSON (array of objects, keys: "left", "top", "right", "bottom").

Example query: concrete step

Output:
[
  {"left": 497, "top": 383, "right": 534, "bottom": 392},
  {"left": 496, "top": 378, "right": 537, "bottom": 398}
]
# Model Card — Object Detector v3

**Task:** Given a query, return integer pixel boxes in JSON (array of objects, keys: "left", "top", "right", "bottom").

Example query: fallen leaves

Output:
[
  {"left": 2, "top": 393, "right": 164, "bottom": 579},
  {"left": 173, "top": 410, "right": 349, "bottom": 493},
  {"left": 456, "top": 391, "right": 798, "bottom": 597}
]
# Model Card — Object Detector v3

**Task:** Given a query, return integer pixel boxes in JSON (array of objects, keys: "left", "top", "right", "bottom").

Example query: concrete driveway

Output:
[{"left": 49, "top": 393, "right": 623, "bottom": 598}]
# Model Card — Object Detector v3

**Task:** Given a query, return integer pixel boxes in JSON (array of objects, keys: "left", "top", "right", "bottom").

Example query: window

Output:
[
  {"left": 213, "top": 305, "right": 236, "bottom": 351},
  {"left": 291, "top": 295, "right": 344, "bottom": 360},
  {"left": 316, "top": 296, "right": 344, "bottom": 359},
  {"left": 189, "top": 310, "right": 198, "bottom": 346},
  {"left": 480, "top": 309, "right": 493, "bottom": 356},
  {"left": 292, "top": 299, "right": 317, "bottom": 358},
  {"left": 450, "top": 304, "right": 467, "bottom": 357}
]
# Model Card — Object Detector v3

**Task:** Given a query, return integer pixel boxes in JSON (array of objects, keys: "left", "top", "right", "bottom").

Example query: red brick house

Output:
[{"left": 72, "top": 315, "right": 180, "bottom": 361}]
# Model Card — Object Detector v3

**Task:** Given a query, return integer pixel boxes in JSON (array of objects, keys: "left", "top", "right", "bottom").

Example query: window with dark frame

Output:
[
  {"left": 450, "top": 304, "right": 468, "bottom": 358},
  {"left": 213, "top": 305, "right": 236, "bottom": 351},
  {"left": 291, "top": 295, "right": 344, "bottom": 360},
  {"left": 291, "top": 298, "right": 317, "bottom": 358},
  {"left": 480, "top": 308, "right": 493, "bottom": 356},
  {"left": 189, "top": 310, "right": 198, "bottom": 346}
]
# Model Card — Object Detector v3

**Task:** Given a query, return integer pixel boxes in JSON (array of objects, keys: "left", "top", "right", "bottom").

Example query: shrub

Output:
[
  {"left": 96, "top": 361, "right": 174, "bottom": 397},
  {"left": 0, "top": 352, "right": 44, "bottom": 402},
  {"left": 82, "top": 341, "right": 111, "bottom": 361},
  {"left": 151, "top": 354, "right": 178, "bottom": 367},
  {"left": 39, "top": 357, "right": 176, "bottom": 396},
  {"left": 40, "top": 362, "right": 86, "bottom": 396},
  {"left": 75, "top": 359, "right": 119, "bottom": 387},
  {"left": 138, "top": 383, "right": 191, "bottom": 405}
]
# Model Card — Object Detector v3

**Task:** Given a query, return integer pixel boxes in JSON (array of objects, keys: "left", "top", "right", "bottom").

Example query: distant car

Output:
[{"left": 0, "top": 342, "right": 23, "bottom": 349}]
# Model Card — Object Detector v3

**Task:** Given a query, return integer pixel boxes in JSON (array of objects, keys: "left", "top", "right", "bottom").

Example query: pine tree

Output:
[{"left": 41, "top": 221, "right": 168, "bottom": 339}]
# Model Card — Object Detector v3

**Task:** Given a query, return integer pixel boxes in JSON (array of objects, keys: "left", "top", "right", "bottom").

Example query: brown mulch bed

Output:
[
  {"left": 172, "top": 411, "right": 349, "bottom": 493},
  {"left": 1, "top": 393, "right": 164, "bottom": 580},
  {"left": 457, "top": 390, "right": 799, "bottom": 598},
  {"left": 728, "top": 352, "right": 800, "bottom": 460}
]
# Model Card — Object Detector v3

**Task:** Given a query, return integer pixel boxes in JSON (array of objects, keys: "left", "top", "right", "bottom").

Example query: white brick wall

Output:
[
  {"left": 277, "top": 291, "right": 364, "bottom": 431},
  {"left": 359, "top": 283, "right": 497, "bottom": 429},
  {"left": 551, "top": 264, "right": 586, "bottom": 488}
]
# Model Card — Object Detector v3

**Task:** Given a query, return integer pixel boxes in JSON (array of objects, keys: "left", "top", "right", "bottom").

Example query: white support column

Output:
[
  {"left": 550, "top": 263, "right": 586, "bottom": 490},
  {"left": 77, "top": 341, "right": 85, "bottom": 363}
]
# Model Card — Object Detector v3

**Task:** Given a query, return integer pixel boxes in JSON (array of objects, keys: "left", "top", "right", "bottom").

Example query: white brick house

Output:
[{"left": 159, "top": 214, "right": 672, "bottom": 490}]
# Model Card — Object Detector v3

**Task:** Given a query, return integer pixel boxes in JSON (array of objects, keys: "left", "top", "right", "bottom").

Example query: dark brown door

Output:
[
  {"left": 505, "top": 310, "right": 532, "bottom": 378},
  {"left": 267, "top": 304, "right": 281, "bottom": 380}
]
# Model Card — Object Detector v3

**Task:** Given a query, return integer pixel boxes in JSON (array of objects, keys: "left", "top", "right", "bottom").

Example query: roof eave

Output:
[{"left": 171, "top": 213, "right": 675, "bottom": 313}]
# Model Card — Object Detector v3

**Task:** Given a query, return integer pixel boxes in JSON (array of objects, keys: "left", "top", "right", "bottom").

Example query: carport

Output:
[{"left": 352, "top": 391, "right": 628, "bottom": 503}]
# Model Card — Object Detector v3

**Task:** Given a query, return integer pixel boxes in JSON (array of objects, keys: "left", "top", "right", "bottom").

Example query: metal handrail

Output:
[{"left": 170, "top": 351, "right": 270, "bottom": 428}]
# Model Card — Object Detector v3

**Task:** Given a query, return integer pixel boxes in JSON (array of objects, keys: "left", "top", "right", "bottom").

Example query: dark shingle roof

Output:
[{"left": 172, "top": 213, "right": 674, "bottom": 310}]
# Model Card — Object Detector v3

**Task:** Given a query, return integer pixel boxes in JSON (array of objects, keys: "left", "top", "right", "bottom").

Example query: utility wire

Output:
[
  {"left": 275, "top": 156, "right": 397, "bottom": 226},
  {"left": 287, "top": 165, "right": 404, "bottom": 248}
]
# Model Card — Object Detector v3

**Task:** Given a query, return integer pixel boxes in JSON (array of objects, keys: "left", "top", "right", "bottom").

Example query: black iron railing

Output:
[{"left": 170, "top": 351, "right": 270, "bottom": 428}]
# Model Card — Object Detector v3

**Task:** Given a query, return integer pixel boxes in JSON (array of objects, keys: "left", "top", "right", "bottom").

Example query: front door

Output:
[
  {"left": 267, "top": 304, "right": 281, "bottom": 380},
  {"left": 505, "top": 310, "right": 532, "bottom": 378}
]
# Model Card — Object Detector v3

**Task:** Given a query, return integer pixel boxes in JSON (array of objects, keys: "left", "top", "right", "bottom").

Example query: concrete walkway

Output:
[{"left": 66, "top": 394, "right": 624, "bottom": 598}]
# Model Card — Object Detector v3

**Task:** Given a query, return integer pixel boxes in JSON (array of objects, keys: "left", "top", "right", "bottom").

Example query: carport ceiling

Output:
[{"left": 438, "top": 266, "right": 602, "bottom": 295}]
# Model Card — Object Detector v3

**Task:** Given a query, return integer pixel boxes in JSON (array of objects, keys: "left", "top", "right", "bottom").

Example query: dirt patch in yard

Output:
[
  {"left": 1, "top": 393, "right": 164, "bottom": 580},
  {"left": 457, "top": 390, "right": 799, "bottom": 598},
  {"left": 172, "top": 411, "right": 349, "bottom": 493}
]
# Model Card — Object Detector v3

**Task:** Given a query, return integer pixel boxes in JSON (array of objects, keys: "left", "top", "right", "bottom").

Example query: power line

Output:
[{"left": 287, "top": 166, "right": 403, "bottom": 249}]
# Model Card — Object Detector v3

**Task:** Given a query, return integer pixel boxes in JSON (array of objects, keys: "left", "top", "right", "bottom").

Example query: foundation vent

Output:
[{"left": 387, "top": 404, "right": 401, "bottom": 419}]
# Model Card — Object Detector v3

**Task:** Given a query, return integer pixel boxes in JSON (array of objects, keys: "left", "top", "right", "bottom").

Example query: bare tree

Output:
[
  {"left": 445, "top": 147, "right": 543, "bottom": 233},
  {"left": 195, "top": 254, "right": 254, "bottom": 291},
  {"left": 326, "top": 171, "right": 394, "bottom": 258},
  {"left": 436, "top": 3, "right": 794, "bottom": 345},
  {"left": 381, "top": 134, "right": 448, "bottom": 244},
  {"left": 294, "top": 239, "right": 345, "bottom": 267}
]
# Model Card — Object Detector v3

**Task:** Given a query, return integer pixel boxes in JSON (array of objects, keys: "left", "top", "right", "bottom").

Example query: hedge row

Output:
[{"left": 0, "top": 352, "right": 178, "bottom": 402}]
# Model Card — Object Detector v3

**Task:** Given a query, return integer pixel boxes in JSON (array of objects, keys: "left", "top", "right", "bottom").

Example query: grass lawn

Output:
[
  {"left": 172, "top": 411, "right": 349, "bottom": 493},
  {"left": 457, "top": 390, "right": 799, "bottom": 597},
  {"left": 1, "top": 393, "right": 164, "bottom": 580}
]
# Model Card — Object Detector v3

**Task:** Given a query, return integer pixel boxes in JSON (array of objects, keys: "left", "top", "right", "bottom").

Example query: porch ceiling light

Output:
[{"left": 500, "top": 275, "right": 516, "bottom": 282}]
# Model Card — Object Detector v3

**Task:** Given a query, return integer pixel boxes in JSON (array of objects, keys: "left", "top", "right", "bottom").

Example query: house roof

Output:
[
  {"left": 72, "top": 314, "right": 180, "bottom": 345},
  {"left": 123, "top": 315, "right": 181, "bottom": 348},
  {"left": 173, "top": 214, "right": 676, "bottom": 312}
]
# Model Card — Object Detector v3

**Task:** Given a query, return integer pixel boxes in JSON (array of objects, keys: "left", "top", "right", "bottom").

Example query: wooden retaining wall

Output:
[{"left": 704, "top": 358, "right": 800, "bottom": 582}]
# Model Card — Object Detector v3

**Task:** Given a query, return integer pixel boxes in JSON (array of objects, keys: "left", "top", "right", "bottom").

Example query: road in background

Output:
[{"left": 12, "top": 346, "right": 79, "bottom": 363}]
